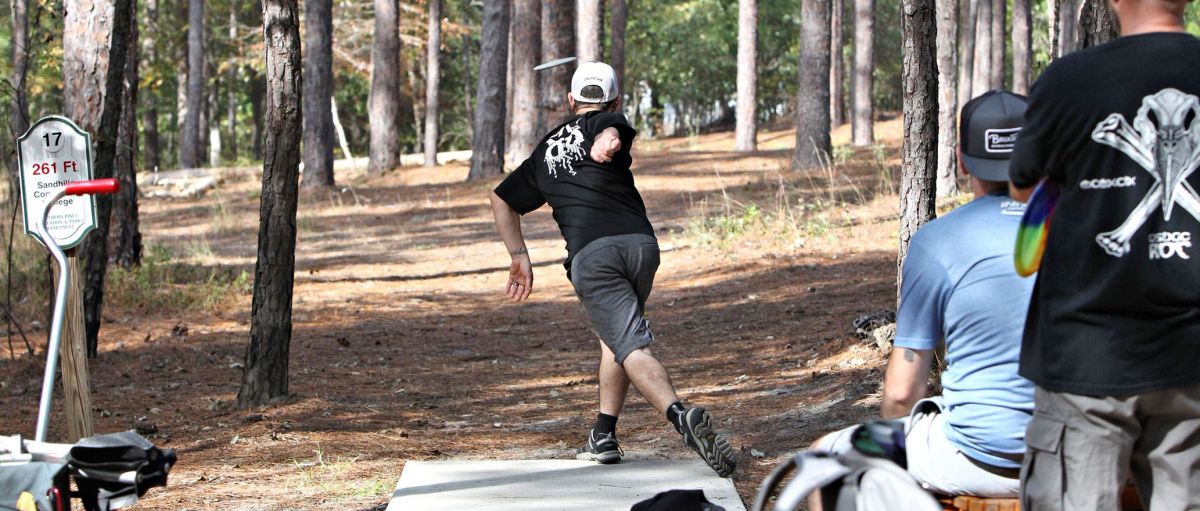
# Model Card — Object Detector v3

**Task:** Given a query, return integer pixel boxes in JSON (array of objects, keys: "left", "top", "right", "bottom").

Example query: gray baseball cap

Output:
[{"left": 959, "top": 90, "right": 1028, "bottom": 182}]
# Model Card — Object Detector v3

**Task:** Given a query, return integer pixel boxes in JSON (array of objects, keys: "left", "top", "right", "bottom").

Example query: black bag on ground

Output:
[
  {"left": 65, "top": 431, "right": 175, "bottom": 511},
  {"left": 631, "top": 489, "right": 726, "bottom": 511}
]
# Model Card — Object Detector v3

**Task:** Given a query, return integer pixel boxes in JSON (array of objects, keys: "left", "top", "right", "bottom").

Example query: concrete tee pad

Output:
[{"left": 387, "top": 459, "right": 746, "bottom": 510}]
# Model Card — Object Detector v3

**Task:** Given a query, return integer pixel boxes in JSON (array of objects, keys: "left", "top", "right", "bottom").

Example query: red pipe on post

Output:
[{"left": 64, "top": 178, "right": 120, "bottom": 196}]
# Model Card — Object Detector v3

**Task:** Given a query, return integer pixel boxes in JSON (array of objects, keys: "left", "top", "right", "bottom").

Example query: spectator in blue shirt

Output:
[{"left": 811, "top": 91, "right": 1035, "bottom": 499}]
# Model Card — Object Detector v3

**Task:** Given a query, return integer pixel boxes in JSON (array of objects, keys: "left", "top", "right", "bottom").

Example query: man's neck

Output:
[{"left": 1119, "top": 11, "right": 1187, "bottom": 36}]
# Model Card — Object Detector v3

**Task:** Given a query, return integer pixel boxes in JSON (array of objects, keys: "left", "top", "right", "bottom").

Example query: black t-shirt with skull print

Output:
[
  {"left": 494, "top": 111, "right": 654, "bottom": 272},
  {"left": 1009, "top": 32, "right": 1200, "bottom": 396}
]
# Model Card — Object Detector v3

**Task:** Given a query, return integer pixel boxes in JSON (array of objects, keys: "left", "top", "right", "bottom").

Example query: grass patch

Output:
[
  {"left": 106, "top": 244, "right": 251, "bottom": 313},
  {"left": 291, "top": 445, "right": 392, "bottom": 502}
]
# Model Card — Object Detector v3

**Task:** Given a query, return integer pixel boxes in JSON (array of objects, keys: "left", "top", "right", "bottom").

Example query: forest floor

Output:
[{"left": 0, "top": 116, "right": 964, "bottom": 510}]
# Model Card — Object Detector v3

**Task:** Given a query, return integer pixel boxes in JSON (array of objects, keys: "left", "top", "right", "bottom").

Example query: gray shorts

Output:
[
  {"left": 1021, "top": 385, "right": 1200, "bottom": 511},
  {"left": 569, "top": 234, "right": 659, "bottom": 364}
]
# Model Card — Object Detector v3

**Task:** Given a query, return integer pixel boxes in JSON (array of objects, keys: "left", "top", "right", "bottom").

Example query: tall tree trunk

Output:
[
  {"left": 898, "top": 0, "right": 938, "bottom": 299},
  {"left": 509, "top": 0, "right": 539, "bottom": 163},
  {"left": 9, "top": 0, "right": 30, "bottom": 136},
  {"left": 467, "top": 0, "right": 510, "bottom": 181},
  {"left": 989, "top": 0, "right": 1004, "bottom": 89},
  {"left": 1011, "top": 0, "right": 1032, "bottom": 94},
  {"left": 239, "top": 0, "right": 301, "bottom": 407},
  {"left": 114, "top": 0, "right": 141, "bottom": 268},
  {"left": 424, "top": 0, "right": 442, "bottom": 167},
  {"left": 302, "top": 0, "right": 334, "bottom": 187},
  {"left": 851, "top": 0, "right": 874, "bottom": 146},
  {"left": 368, "top": 0, "right": 402, "bottom": 174},
  {"left": 203, "top": 71, "right": 214, "bottom": 165},
  {"left": 1078, "top": 0, "right": 1117, "bottom": 49},
  {"left": 735, "top": 0, "right": 757, "bottom": 152},
  {"left": 576, "top": 0, "right": 602, "bottom": 62},
  {"left": 795, "top": 0, "right": 831, "bottom": 170},
  {"left": 227, "top": 7, "right": 238, "bottom": 162},
  {"left": 9, "top": 0, "right": 30, "bottom": 196},
  {"left": 610, "top": 0, "right": 627, "bottom": 112},
  {"left": 970, "top": 0, "right": 991, "bottom": 98},
  {"left": 250, "top": 67, "right": 265, "bottom": 159},
  {"left": 538, "top": 0, "right": 575, "bottom": 135},
  {"left": 956, "top": 0, "right": 976, "bottom": 108},
  {"left": 1053, "top": 0, "right": 1080, "bottom": 58},
  {"left": 830, "top": 0, "right": 845, "bottom": 127},
  {"left": 180, "top": 0, "right": 204, "bottom": 168},
  {"left": 63, "top": 0, "right": 132, "bottom": 357},
  {"left": 936, "top": 0, "right": 958, "bottom": 197},
  {"left": 142, "top": 0, "right": 160, "bottom": 173},
  {"left": 172, "top": 0, "right": 186, "bottom": 168}
]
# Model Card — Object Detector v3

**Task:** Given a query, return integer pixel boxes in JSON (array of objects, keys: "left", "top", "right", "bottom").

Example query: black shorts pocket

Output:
[{"left": 1021, "top": 415, "right": 1066, "bottom": 511}]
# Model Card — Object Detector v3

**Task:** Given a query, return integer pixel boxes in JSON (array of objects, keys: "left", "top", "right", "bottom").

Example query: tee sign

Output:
[{"left": 17, "top": 116, "right": 97, "bottom": 250}]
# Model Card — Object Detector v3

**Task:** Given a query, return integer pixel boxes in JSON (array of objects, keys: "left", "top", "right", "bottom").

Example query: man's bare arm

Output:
[
  {"left": 488, "top": 190, "right": 533, "bottom": 301},
  {"left": 880, "top": 347, "right": 934, "bottom": 419}
]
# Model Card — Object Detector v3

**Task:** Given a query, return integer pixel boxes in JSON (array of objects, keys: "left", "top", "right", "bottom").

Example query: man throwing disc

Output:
[{"left": 487, "top": 61, "right": 737, "bottom": 477}]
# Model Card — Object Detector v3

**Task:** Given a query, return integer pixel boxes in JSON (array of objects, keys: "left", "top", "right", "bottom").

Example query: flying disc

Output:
[
  {"left": 534, "top": 56, "right": 577, "bottom": 71},
  {"left": 1014, "top": 180, "right": 1060, "bottom": 277}
]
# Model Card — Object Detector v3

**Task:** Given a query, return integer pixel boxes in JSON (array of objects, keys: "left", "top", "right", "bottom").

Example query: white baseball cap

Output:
[{"left": 571, "top": 61, "right": 619, "bottom": 103}]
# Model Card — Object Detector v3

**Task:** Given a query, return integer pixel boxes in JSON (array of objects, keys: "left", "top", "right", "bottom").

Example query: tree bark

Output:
[
  {"left": 538, "top": 0, "right": 575, "bottom": 135},
  {"left": 424, "top": 0, "right": 442, "bottom": 167},
  {"left": 970, "top": 0, "right": 991, "bottom": 98},
  {"left": 302, "top": 0, "right": 334, "bottom": 187},
  {"left": 509, "top": 0, "right": 540, "bottom": 163},
  {"left": 1079, "top": 0, "right": 1117, "bottom": 49},
  {"left": 898, "top": 0, "right": 938, "bottom": 300},
  {"left": 368, "top": 0, "right": 402, "bottom": 174},
  {"left": 935, "top": 0, "right": 958, "bottom": 197},
  {"left": 989, "top": 0, "right": 1004, "bottom": 89},
  {"left": 239, "top": 0, "right": 301, "bottom": 407},
  {"left": 250, "top": 67, "right": 265, "bottom": 159},
  {"left": 227, "top": 7, "right": 238, "bottom": 162},
  {"left": 1053, "top": 0, "right": 1080, "bottom": 58},
  {"left": 576, "top": 0, "right": 603, "bottom": 62},
  {"left": 851, "top": 0, "right": 874, "bottom": 146},
  {"left": 114, "top": 0, "right": 141, "bottom": 268},
  {"left": 1011, "top": 0, "right": 1031, "bottom": 94},
  {"left": 830, "top": 0, "right": 845, "bottom": 127},
  {"left": 63, "top": 0, "right": 132, "bottom": 357},
  {"left": 956, "top": 0, "right": 976, "bottom": 108},
  {"left": 142, "top": 0, "right": 160, "bottom": 173},
  {"left": 610, "top": 0, "right": 627, "bottom": 112},
  {"left": 180, "top": 0, "right": 204, "bottom": 169},
  {"left": 8, "top": 0, "right": 31, "bottom": 195},
  {"left": 735, "top": 0, "right": 757, "bottom": 152},
  {"left": 468, "top": 0, "right": 510, "bottom": 181},
  {"left": 796, "top": 0, "right": 831, "bottom": 170}
]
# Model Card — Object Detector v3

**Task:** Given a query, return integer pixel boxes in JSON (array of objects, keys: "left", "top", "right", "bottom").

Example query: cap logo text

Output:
[{"left": 984, "top": 127, "right": 1021, "bottom": 154}]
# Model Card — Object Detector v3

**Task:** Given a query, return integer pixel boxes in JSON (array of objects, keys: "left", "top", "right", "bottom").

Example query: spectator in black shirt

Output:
[
  {"left": 1008, "top": 1, "right": 1200, "bottom": 508},
  {"left": 488, "top": 62, "right": 736, "bottom": 477}
]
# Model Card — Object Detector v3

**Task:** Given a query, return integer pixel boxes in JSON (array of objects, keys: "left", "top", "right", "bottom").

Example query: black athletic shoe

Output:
[
  {"left": 673, "top": 407, "right": 736, "bottom": 477},
  {"left": 576, "top": 429, "right": 623, "bottom": 464}
]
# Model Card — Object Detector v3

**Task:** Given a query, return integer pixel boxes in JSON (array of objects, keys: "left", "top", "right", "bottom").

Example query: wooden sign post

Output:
[{"left": 17, "top": 115, "right": 97, "bottom": 442}]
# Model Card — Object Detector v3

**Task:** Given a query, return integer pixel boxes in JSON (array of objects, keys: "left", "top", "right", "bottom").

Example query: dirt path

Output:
[{"left": 1, "top": 121, "right": 917, "bottom": 509}]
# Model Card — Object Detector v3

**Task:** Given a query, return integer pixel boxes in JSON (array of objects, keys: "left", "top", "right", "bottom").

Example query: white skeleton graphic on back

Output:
[
  {"left": 544, "top": 120, "right": 586, "bottom": 178},
  {"left": 1091, "top": 88, "right": 1200, "bottom": 260}
]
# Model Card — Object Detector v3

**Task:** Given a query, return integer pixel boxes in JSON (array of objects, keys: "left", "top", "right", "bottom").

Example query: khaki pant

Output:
[
  {"left": 813, "top": 398, "right": 1021, "bottom": 497},
  {"left": 1021, "top": 385, "right": 1200, "bottom": 511}
]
